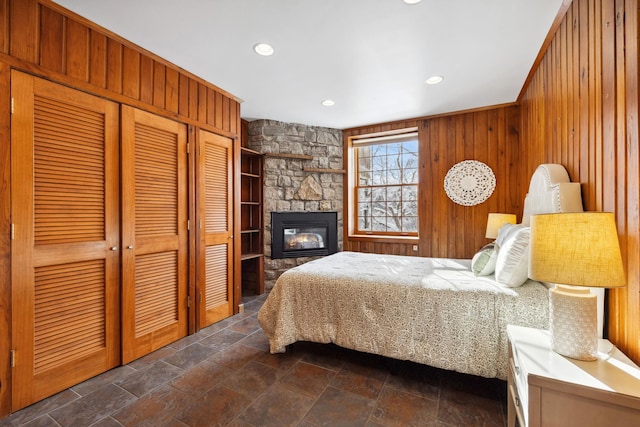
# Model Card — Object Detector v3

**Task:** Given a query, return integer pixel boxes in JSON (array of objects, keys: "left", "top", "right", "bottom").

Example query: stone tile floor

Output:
[{"left": 0, "top": 294, "right": 507, "bottom": 426}]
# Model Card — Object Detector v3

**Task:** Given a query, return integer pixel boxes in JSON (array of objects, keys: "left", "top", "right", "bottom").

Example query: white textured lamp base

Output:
[{"left": 549, "top": 285, "right": 598, "bottom": 361}]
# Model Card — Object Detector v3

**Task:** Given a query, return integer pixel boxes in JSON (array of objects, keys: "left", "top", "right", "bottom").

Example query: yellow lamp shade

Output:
[
  {"left": 485, "top": 213, "right": 517, "bottom": 239},
  {"left": 529, "top": 212, "right": 626, "bottom": 288}
]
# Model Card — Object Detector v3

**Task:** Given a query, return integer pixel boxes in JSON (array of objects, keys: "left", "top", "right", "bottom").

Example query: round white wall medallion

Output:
[{"left": 444, "top": 160, "right": 496, "bottom": 206}]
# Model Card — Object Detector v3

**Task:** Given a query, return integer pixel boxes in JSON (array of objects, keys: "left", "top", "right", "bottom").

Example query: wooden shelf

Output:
[
  {"left": 241, "top": 172, "right": 260, "bottom": 178},
  {"left": 240, "top": 146, "right": 262, "bottom": 156},
  {"left": 241, "top": 201, "right": 260, "bottom": 206},
  {"left": 304, "top": 168, "right": 346, "bottom": 174},
  {"left": 241, "top": 253, "right": 264, "bottom": 261},
  {"left": 265, "top": 153, "right": 313, "bottom": 160},
  {"left": 241, "top": 229, "right": 261, "bottom": 234}
]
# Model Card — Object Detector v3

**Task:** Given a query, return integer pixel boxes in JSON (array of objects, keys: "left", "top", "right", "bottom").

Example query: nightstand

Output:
[{"left": 507, "top": 325, "right": 640, "bottom": 427}]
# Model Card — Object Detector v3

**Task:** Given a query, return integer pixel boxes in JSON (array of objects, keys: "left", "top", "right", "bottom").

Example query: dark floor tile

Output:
[
  {"left": 88, "top": 416, "right": 129, "bottom": 427},
  {"left": 169, "top": 358, "right": 231, "bottom": 397},
  {"left": 0, "top": 389, "right": 80, "bottom": 426},
  {"left": 164, "top": 343, "right": 218, "bottom": 370},
  {"left": 174, "top": 385, "right": 251, "bottom": 427},
  {"left": 238, "top": 383, "right": 315, "bottom": 427},
  {"left": 20, "top": 415, "right": 59, "bottom": 427},
  {"left": 437, "top": 377, "right": 505, "bottom": 427},
  {"left": 331, "top": 366, "right": 385, "bottom": 400},
  {"left": 279, "top": 361, "right": 337, "bottom": 399},
  {"left": 303, "top": 386, "right": 376, "bottom": 427},
  {"left": 128, "top": 346, "right": 179, "bottom": 371},
  {"left": 210, "top": 343, "right": 264, "bottom": 370},
  {"left": 48, "top": 384, "right": 137, "bottom": 427},
  {"left": 228, "top": 315, "right": 261, "bottom": 335},
  {"left": 112, "top": 384, "right": 192, "bottom": 427},
  {"left": 116, "top": 360, "right": 184, "bottom": 398},
  {"left": 239, "top": 330, "right": 271, "bottom": 351},
  {"left": 199, "top": 329, "right": 247, "bottom": 352},
  {"left": 219, "top": 360, "right": 279, "bottom": 399},
  {"left": 298, "top": 343, "right": 347, "bottom": 371},
  {"left": 71, "top": 365, "right": 137, "bottom": 397},
  {"left": 197, "top": 318, "right": 237, "bottom": 338},
  {"left": 370, "top": 385, "right": 439, "bottom": 427},
  {"left": 255, "top": 347, "right": 303, "bottom": 372},
  {"left": 384, "top": 362, "right": 442, "bottom": 401}
]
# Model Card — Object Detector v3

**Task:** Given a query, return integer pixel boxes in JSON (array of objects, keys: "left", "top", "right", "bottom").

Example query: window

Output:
[{"left": 350, "top": 130, "right": 419, "bottom": 236}]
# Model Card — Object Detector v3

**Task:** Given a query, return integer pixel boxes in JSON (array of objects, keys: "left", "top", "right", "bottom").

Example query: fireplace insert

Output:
[{"left": 271, "top": 211, "right": 338, "bottom": 259}]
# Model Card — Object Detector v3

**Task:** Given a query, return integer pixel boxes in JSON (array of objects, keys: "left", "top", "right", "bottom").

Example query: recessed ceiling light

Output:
[
  {"left": 403, "top": 0, "right": 422, "bottom": 4},
  {"left": 425, "top": 75, "right": 444, "bottom": 85},
  {"left": 253, "top": 43, "right": 274, "bottom": 56},
  {"left": 321, "top": 99, "right": 335, "bottom": 107}
]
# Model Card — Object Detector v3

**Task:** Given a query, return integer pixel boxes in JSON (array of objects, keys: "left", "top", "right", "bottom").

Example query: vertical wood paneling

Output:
[
  {"left": 139, "top": 55, "right": 153, "bottom": 104},
  {"left": 122, "top": 46, "right": 140, "bottom": 99},
  {"left": 39, "top": 6, "right": 63, "bottom": 73},
  {"left": 9, "top": 0, "right": 37, "bottom": 62},
  {"left": 519, "top": 0, "right": 639, "bottom": 364},
  {"left": 0, "top": 0, "right": 8, "bottom": 54},
  {"left": 65, "top": 19, "right": 89, "bottom": 82},
  {"left": 344, "top": 109, "right": 521, "bottom": 260},
  {"left": 105, "top": 38, "right": 122, "bottom": 94},
  {"left": 88, "top": 30, "right": 106, "bottom": 88},
  {"left": 153, "top": 61, "right": 165, "bottom": 109},
  {"left": 165, "top": 67, "right": 179, "bottom": 113}
]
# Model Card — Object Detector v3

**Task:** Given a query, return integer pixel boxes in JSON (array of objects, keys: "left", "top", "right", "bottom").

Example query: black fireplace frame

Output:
[{"left": 271, "top": 211, "right": 338, "bottom": 259}]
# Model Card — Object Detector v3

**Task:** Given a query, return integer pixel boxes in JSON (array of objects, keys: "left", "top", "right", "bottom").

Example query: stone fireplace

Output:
[{"left": 245, "top": 119, "right": 343, "bottom": 290}]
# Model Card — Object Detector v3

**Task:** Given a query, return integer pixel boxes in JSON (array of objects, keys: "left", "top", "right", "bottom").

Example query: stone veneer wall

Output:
[{"left": 246, "top": 119, "right": 344, "bottom": 290}]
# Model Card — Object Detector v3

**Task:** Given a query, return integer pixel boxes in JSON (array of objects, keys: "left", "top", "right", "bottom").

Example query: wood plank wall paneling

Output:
[
  {"left": 0, "top": 0, "right": 240, "bottom": 135},
  {"left": 0, "top": 0, "right": 243, "bottom": 417},
  {"left": 342, "top": 107, "right": 521, "bottom": 259},
  {"left": 519, "top": 0, "right": 640, "bottom": 363}
]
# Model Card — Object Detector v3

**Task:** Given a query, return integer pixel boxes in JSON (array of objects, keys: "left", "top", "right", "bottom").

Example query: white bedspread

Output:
[{"left": 258, "top": 251, "right": 550, "bottom": 379}]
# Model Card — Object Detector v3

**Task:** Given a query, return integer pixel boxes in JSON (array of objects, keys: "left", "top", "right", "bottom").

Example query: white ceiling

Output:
[{"left": 53, "top": 0, "right": 564, "bottom": 130}]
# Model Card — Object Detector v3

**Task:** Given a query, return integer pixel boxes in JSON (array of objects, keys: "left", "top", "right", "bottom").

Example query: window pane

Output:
[
  {"left": 387, "top": 186, "right": 401, "bottom": 202},
  {"left": 402, "top": 185, "right": 417, "bottom": 201},
  {"left": 353, "top": 131, "right": 419, "bottom": 235}
]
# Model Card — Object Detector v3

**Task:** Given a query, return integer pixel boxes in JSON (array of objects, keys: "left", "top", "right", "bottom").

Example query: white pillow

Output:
[
  {"left": 471, "top": 243, "right": 497, "bottom": 276},
  {"left": 495, "top": 225, "right": 530, "bottom": 287}
]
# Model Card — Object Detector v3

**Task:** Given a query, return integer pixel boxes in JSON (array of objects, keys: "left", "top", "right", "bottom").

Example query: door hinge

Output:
[
  {"left": 187, "top": 295, "right": 191, "bottom": 308},
  {"left": 11, "top": 98, "right": 14, "bottom": 114},
  {"left": 186, "top": 142, "right": 190, "bottom": 154},
  {"left": 187, "top": 220, "right": 190, "bottom": 231},
  {"left": 10, "top": 350, "right": 15, "bottom": 368},
  {"left": 10, "top": 224, "right": 14, "bottom": 240}
]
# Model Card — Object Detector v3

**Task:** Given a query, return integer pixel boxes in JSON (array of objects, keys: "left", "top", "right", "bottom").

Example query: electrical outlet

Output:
[{"left": 412, "top": 245, "right": 418, "bottom": 252}]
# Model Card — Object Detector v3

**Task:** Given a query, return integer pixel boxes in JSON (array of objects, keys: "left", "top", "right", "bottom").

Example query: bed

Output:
[{"left": 257, "top": 164, "right": 586, "bottom": 380}]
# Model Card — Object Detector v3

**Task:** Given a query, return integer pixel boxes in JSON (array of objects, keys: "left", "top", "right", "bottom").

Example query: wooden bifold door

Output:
[
  {"left": 10, "top": 72, "right": 121, "bottom": 410},
  {"left": 120, "top": 106, "right": 189, "bottom": 363},
  {"left": 10, "top": 73, "right": 192, "bottom": 410}
]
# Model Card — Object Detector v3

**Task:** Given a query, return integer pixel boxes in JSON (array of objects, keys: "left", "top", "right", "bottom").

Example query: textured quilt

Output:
[{"left": 258, "top": 251, "right": 550, "bottom": 379}]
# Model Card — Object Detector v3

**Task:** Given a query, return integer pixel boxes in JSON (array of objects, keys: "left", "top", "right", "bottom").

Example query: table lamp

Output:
[
  {"left": 485, "top": 213, "right": 517, "bottom": 239},
  {"left": 529, "top": 212, "right": 626, "bottom": 361}
]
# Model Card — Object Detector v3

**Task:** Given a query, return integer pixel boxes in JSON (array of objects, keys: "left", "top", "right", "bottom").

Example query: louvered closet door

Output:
[
  {"left": 11, "top": 72, "right": 120, "bottom": 411},
  {"left": 121, "top": 106, "right": 188, "bottom": 363},
  {"left": 198, "top": 130, "right": 234, "bottom": 328}
]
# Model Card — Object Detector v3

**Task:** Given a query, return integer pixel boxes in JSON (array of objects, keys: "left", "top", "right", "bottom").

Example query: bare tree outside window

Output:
[{"left": 355, "top": 137, "right": 418, "bottom": 235}]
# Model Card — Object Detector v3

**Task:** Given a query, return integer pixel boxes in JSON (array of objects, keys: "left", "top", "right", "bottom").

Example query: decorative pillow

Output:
[
  {"left": 495, "top": 225, "right": 531, "bottom": 287},
  {"left": 471, "top": 243, "right": 497, "bottom": 276}
]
